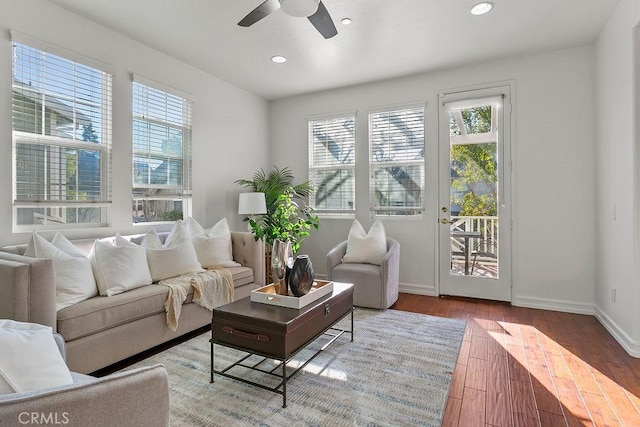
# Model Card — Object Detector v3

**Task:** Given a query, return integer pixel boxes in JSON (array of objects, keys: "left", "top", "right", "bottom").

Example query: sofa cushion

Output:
[
  {"left": 226, "top": 266, "right": 254, "bottom": 287},
  {"left": 57, "top": 267, "right": 254, "bottom": 341},
  {"left": 57, "top": 285, "right": 170, "bottom": 341}
]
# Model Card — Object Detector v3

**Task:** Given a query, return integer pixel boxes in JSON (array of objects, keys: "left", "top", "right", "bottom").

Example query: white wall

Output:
[
  {"left": 0, "top": 1, "right": 617, "bottom": 339},
  {"left": 271, "top": 46, "right": 597, "bottom": 311},
  {"left": 0, "top": 0, "right": 270, "bottom": 245},
  {"left": 595, "top": 0, "right": 640, "bottom": 356}
]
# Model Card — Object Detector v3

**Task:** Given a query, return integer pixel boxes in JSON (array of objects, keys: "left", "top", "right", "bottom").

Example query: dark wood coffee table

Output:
[{"left": 210, "top": 282, "right": 354, "bottom": 407}]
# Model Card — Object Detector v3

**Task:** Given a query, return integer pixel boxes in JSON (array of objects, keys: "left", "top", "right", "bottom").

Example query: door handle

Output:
[{"left": 441, "top": 218, "right": 450, "bottom": 224}]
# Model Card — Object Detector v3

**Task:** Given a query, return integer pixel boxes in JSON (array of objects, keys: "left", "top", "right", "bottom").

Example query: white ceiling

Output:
[{"left": 46, "top": 0, "right": 620, "bottom": 100}]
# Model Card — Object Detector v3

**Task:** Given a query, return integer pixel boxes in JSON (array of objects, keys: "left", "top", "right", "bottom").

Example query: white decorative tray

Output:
[{"left": 250, "top": 280, "right": 334, "bottom": 309}]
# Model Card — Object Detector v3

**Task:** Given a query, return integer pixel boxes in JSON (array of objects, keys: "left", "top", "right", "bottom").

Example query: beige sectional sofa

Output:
[{"left": 0, "top": 231, "right": 265, "bottom": 374}]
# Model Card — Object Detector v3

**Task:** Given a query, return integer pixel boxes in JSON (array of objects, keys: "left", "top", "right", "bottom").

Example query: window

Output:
[
  {"left": 369, "top": 106, "right": 425, "bottom": 216},
  {"left": 308, "top": 114, "right": 355, "bottom": 215},
  {"left": 448, "top": 100, "right": 499, "bottom": 218},
  {"left": 12, "top": 39, "right": 112, "bottom": 230},
  {"left": 132, "top": 78, "right": 192, "bottom": 223}
]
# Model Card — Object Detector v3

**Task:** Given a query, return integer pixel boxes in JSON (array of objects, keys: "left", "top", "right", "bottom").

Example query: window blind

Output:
[
  {"left": 12, "top": 41, "right": 112, "bottom": 228},
  {"left": 369, "top": 106, "right": 425, "bottom": 216},
  {"left": 308, "top": 115, "right": 355, "bottom": 214},
  {"left": 132, "top": 80, "right": 192, "bottom": 223}
]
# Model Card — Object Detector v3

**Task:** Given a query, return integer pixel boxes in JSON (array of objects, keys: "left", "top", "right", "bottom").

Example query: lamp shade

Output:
[
  {"left": 280, "top": 0, "right": 320, "bottom": 17},
  {"left": 238, "top": 192, "right": 267, "bottom": 215}
]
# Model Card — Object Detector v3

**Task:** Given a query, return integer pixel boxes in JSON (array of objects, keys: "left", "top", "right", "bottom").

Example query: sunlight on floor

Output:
[
  {"left": 289, "top": 359, "right": 348, "bottom": 381},
  {"left": 468, "top": 316, "right": 636, "bottom": 425},
  {"left": 264, "top": 358, "right": 348, "bottom": 381}
]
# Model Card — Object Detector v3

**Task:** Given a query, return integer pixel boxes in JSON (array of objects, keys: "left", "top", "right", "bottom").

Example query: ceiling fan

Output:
[{"left": 238, "top": 0, "right": 338, "bottom": 39}]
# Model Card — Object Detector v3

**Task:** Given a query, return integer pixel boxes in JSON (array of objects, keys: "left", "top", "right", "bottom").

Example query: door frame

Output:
[{"left": 436, "top": 82, "right": 514, "bottom": 301}]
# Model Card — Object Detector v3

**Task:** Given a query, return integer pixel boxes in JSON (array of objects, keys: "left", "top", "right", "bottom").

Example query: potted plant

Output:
[{"left": 235, "top": 166, "right": 320, "bottom": 255}]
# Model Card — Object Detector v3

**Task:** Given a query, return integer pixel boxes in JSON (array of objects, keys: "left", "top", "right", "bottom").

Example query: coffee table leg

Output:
[
  {"left": 282, "top": 359, "right": 287, "bottom": 408},
  {"left": 211, "top": 341, "right": 215, "bottom": 383},
  {"left": 351, "top": 306, "right": 354, "bottom": 342}
]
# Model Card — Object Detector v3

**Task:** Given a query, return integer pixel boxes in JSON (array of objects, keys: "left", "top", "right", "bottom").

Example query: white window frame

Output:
[
  {"left": 131, "top": 75, "right": 193, "bottom": 225},
  {"left": 11, "top": 33, "right": 113, "bottom": 232},
  {"left": 368, "top": 103, "right": 426, "bottom": 217},
  {"left": 308, "top": 112, "right": 356, "bottom": 216}
]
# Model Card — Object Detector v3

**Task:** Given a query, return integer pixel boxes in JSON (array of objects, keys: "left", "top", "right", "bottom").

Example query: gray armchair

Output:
[
  {"left": 327, "top": 238, "right": 400, "bottom": 309},
  {"left": 0, "top": 333, "right": 170, "bottom": 427}
]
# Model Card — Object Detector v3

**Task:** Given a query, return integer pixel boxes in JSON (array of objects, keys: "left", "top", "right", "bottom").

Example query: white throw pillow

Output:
[
  {"left": 342, "top": 219, "right": 388, "bottom": 265},
  {"left": 114, "top": 233, "right": 137, "bottom": 248},
  {"left": 185, "top": 216, "right": 206, "bottom": 236},
  {"left": 116, "top": 227, "right": 203, "bottom": 281},
  {"left": 0, "top": 320, "right": 73, "bottom": 394},
  {"left": 25, "top": 233, "right": 98, "bottom": 311},
  {"left": 144, "top": 241, "right": 203, "bottom": 282},
  {"left": 185, "top": 217, "right": 240, "bottom": 268},
  {"left": 139, "top": 228, "right": 163, "bottom": 249},
  {"left": 89, "top": 240, "right": 153, "bottom": 296},
  {"left": 164, "top": 220, "right": 190, "bottom": 249}
]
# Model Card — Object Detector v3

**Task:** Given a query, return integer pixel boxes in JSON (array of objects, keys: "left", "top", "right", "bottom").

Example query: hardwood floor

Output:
[{"left": 391, "top": 293, "right": 640, "bottom": 427}]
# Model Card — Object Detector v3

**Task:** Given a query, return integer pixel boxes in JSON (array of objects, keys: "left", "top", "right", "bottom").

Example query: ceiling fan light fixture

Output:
[
  {"left": 470, "top": 2, "right": 494, "bottom": 16},
  {"left": 341, "top": 17, "right": 352, "bottom": 25},
  {"left": 280, "top": 0, "right": 320, "bottom": 18}
]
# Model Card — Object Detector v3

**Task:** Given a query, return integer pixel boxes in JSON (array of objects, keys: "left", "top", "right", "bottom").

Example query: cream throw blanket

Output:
[{"left": 158, "top": 267, "right": 234, "bottom": 331}]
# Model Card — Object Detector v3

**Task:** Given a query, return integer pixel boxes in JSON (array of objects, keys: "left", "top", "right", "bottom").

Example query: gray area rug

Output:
[{"left": 124, "top": 308, "right": 466, "bottom": 426}]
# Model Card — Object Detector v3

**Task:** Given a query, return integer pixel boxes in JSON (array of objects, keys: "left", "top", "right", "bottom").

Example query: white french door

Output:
[{"left": 438, "top": 86, "right": 512, "bottom": 301}]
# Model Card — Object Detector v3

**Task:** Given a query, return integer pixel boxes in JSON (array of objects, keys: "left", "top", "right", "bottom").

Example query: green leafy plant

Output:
[
  {"left": 235, "top": 166, "right": 319, "bottom": 253},
  {"left": 162, "top": 210, "right": 184, "bottom": 222}
]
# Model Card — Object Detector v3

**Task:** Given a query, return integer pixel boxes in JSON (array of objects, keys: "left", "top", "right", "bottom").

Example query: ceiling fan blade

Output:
[
  {"left": 238, "top": 0, "right": 280, "bottom": 27},
  {"left": 307, "top": 1, "right": 337, "bottom": 39}
]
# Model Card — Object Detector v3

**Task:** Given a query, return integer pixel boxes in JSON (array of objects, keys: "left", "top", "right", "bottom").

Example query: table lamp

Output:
[{"left": 238, "top": 192, "right": 267, "bottom": 231}]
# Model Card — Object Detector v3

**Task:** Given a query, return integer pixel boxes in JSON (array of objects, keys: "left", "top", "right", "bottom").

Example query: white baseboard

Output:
[
  {"left": 512, "top": 297, "right": 640, "bottom": 358},
  {"left": 316, "top": 275, "right": 437, "bottom": 297},
  {"left": 398, "top": 283, "right": 437, "bottom": 296},
  {"left": 595, "top": 306, "right": 640, "bottom": 358},
  {"left": 512, "top": 296, "right": 595, "bottom": 315}
]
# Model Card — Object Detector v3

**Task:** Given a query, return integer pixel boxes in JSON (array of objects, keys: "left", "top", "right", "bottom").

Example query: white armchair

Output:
[
  {"left": 0, "top": 333, "right": 170, "bottom": 427},
  {"left": 327, "top": 238, "right": 400, "bottom": 309}
]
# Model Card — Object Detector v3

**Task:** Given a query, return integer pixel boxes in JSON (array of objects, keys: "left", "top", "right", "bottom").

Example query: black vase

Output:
[{"left": 288, "top": 255, "right": 315, "bottom": 297}]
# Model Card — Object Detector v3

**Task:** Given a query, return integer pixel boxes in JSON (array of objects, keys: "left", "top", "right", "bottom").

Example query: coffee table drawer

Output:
[
  {"left": 212, "top": 283, "right": 353, "bottom": 359},
  {"left": 212, "top": 320, "right": 285, "bottom": 358}
]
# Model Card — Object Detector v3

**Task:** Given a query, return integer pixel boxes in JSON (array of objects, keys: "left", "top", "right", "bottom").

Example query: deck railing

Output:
[{"left": 450, "top": 216, "right": 498, "bottom": 255}]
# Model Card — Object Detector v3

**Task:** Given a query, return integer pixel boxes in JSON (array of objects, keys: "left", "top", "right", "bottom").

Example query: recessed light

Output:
[
  {"left": 341, "top": 17, "right": 352, "bottom": 25},
  {"left": 470, "top": 2, "right": 493, "bottom": 16},
  {"left": 271, "top": 55, "right": 287, "bottom": 64}
]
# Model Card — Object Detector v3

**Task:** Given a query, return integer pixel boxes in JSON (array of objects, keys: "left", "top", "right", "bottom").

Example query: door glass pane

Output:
[{"left": 449, "top": 104, "right": 499, "bottom": 278}]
